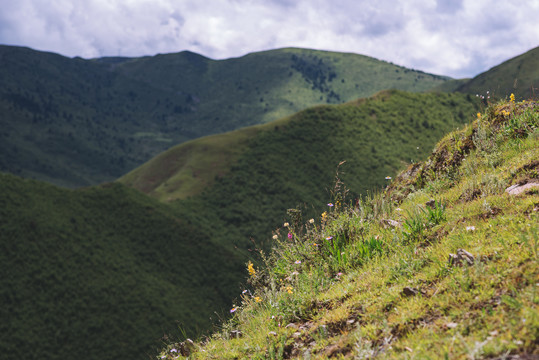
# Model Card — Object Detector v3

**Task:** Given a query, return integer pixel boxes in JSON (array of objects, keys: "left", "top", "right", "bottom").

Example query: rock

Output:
[
  {"left": 285, "top": 323, "right": 299, "bottom": 329},
  {"left": 505, "top": 182, "right": 539, "bottom": 196},
  {"left": 402, "top": 287, "right": 420, "bottom": 297},
  {"left": 229, "top": 330, "right": 243, "bottom": 338},
  {"left": 179, "top": 338, "right": 195, "bottom": 356},
  {"left": 449, "top": 249, "right": 475, "bottom": 267},
  {"left": 381, "top": 219, "right": 402, "bottom": 228}
]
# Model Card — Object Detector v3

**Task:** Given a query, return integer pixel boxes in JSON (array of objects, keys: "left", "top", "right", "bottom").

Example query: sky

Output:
[{"left": 0, "top": 0, "right": 538, "bottom": 78}]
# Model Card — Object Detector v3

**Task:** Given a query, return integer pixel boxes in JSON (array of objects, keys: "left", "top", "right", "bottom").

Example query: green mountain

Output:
[
  {"left": 158, "top": 98, "right": 539, "bottom": 360},
  {"left": 0, "top": 45, "right": 449, "bottom": 188},
  {"left": 456, "top": 46, "right": 539, "bottom": 100},
  {"left": 0, "top": 175, "right": 243, "bottom": 360}
]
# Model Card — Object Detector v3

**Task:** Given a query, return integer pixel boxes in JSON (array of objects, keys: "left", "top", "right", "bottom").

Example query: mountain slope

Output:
[
  {"left": 157, "top": 98, "right": 539, "bottom": 360},
  {"left": 0, "top": 175, "right": 243, "bottom": 360},
  {"left": 456, "top": 46, "right": 539, "bottom": 100},
  {"left": 0, "top": 45, "right": 449, "bottom": 187},
  {"left": 120, "top": 90, "right": 480, "bottom": 256}
]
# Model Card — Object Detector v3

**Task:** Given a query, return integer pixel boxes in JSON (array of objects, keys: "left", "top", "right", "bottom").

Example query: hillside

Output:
[
  {"left": 120, "top": 90, "right": 479, "bottom": 202},
  {"left": 119, "top": 90, "right": 480, "bottom": 256},
  {"left": 0, "top": 45, "right": 449, "bottom": 188},
  {"left": 456, "top": 46, "right": 539, "bottom": 101},
  {"left": 158, "top": 98, "right": 538, "bottom": 359},
  {"left": 0, "top": 176, "right": 244, "bottom": 360}
]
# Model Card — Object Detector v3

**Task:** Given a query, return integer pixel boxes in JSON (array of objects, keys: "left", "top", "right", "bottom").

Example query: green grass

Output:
[{"left": 159, "top": 99, "right": 538, "bottom": 359}]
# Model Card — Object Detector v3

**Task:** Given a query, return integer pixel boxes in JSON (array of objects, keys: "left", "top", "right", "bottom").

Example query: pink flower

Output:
[{"left": 288, "top": 232, "right": 293, "bottom": 239}]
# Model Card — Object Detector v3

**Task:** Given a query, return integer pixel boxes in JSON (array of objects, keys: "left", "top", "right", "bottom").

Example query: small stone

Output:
[
  {"left": 402, "top": 287, "right": 419, "bottom": 297},
  {"left": 229, "top": 330, "right": 243, "bottom": 338},
  {"left": 445, "top": 322, "right": 458, "bottom": 329},
  {"left": 449, "top": 249, "right": 475, "bottom": 267},
  {"left": 179, "top": 338, "right": 195, "bottom": 356}
]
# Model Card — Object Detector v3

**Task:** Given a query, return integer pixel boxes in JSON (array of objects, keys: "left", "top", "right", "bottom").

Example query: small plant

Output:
[
  {"left": 402, "top": 207, "right": 427, "bottom": 243},
  {"left": 424, "top": 200, "right": 446, "bottom": 225}
]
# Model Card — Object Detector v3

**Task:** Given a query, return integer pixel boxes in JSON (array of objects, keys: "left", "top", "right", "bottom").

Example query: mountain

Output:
[
  {"left": 157, "top": 98, "right": 539, "bottom": 360},
  {"left": 0, "top": 175, "right": 243, "bottom": 360},
  {"left": 456, "top": 45, "right": 539, "bottom": 100},
  {"left": 0, "top": 45, "right": 449, "bottom": 187}
]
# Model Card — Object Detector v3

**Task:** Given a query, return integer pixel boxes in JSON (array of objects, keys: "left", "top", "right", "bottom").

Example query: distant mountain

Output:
[
  {"left": 0, "top": 45, "right": 449, "bottom": 187},
  {"left": 0, "top": 173, "right": 243, "bottom": 360},
  {"left": 456, "top": 46, "right": 539, "bottom": 100}
]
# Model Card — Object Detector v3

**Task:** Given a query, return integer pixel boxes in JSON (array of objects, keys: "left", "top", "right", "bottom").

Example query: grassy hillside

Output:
[
  {"left": 0, "top": 45, "right": 449, "bottom": 188},
  {"left": 456, "top": 46, "right": 539, "bottom": 101},
  {"left": 0, "top": 175, "right": 244, "bottom": 360},
  {"left": 120, "top": 91, "right": 480, "bottom": 257},
  {"left": 120, "top": 90, "right": 479, "bottom": 202},
  {"left": 158, "top": 99, "right": 538, "bottom": 359}
]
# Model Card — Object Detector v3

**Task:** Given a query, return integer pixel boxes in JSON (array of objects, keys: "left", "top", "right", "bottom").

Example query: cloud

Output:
[{"left": 0, "top": 0, "right": 537, "bottom": 77}]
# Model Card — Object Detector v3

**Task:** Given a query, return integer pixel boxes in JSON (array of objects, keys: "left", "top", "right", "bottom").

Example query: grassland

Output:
[{"left": 158, "top": 99, "right": 538, "bottom": 359}]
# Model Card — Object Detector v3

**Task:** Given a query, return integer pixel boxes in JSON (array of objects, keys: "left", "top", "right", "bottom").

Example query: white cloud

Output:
[{"left": 0, "top": 0, "right": 537, "bottom": 77}]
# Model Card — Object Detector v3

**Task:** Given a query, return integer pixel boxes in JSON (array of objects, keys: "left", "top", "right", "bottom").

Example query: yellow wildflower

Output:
[
  {"left": 321, "top": 211, "right": 327, "bottom": 220},
  {"left": 510, "top": 93, "right": 515, "bottom": 103},
  {"left": 247, "top": 261, "right": 256, "bottom": 276},
  {"left": 286, "top": 286, "right": 293, "bottom": 294},
  {"left": 254, "top": 296, "right": 262, "bottom": 303},
  {"left": 477, "top": 112, "right": 481, "bottom": 119},
  {"left": 283, "top": 222, "right": 289, "bottom": 227}
]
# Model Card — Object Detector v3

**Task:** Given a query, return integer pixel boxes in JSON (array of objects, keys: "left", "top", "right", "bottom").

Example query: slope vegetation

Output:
[
  {"left": 0, "top": 46, "right": 448, "bottom": 187},
  {"left": 158, "top": 99, "right": 538, "bottom": 359},
  {"left": 0, "top": 176, "right": 243, "bottom": 360}
]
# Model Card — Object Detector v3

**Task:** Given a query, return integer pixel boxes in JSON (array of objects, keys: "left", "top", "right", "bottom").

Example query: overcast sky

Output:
[{"left": 0, "top": 0, "right": 538, "bottom": 78}]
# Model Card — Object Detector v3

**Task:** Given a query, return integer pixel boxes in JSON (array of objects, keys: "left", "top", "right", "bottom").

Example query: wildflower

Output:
[
  {"left": 321, "top": 211, "right": 327, "bottom": 219},
  {"left": 283, "top": 222, "right": 289, "bottom": 227},
  {"left": 230, "top": 307, "right": 237, "bottom": 313},
  {"left": 385, "top": 176, "right": 392, "bottom": 180},
  {"left": 396, "top": 207, "right": 403, "bottom": 212},
  {"left": 247, "top": 261, "right": 256, "bottom": 276},
  {"left": 328, "top": 203, "right": 334, "bottom": 207},
  {"left": 288, "top": 232, "right": 293, "bottom": 239},
  {"left": 326, "top": 236, "right": 333, "bottom": 240},
  {"left": 313, "top": 243, "right": 318, "bottom": 247},
  {"left": 291, "top": 271, "right": 299, "bottom": 276},
  {"left": 170, "top": 349, "right": 178, "bottom": 353},
  {"left": 254, "top": 296, "right": 262, "bottom": 303},
  {"left": 272, "top": 234, "right": 278, "bottom": 240},
  {"left": 477, "top": 112, "right": 481, "bottom": 119},
  {"left": 295, "top": 260, "right": 301, "bottom": 264},
  {"left": 286, "top": 286, "right": 293, "bottom": 294},
  {"left": 466, "top": 226, "right": 476, "bottom": 231},
  {"left": 242, "top": 289, "right": 248, "bottom": 294},
  {"left": 510, "top": 93, "right": 515, "bottom": 103},
  {"left": 309, "top": 218, "right": 315, "bottom": 224}
]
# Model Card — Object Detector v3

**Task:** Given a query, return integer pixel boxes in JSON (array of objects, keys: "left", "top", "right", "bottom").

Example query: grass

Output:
[{"left": 158, "top": 99, "right": 538, "bottom": 359}]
